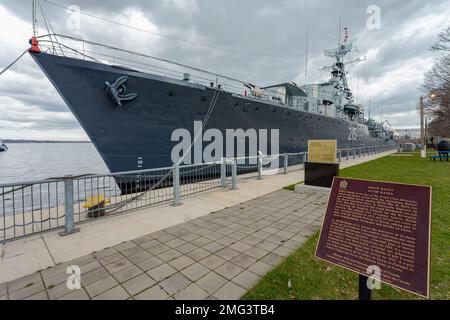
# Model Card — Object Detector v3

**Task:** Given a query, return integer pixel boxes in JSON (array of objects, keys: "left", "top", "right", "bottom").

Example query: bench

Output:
[
  {"left": 83, "top": 195, "right": 110, "bottom": 218},
  {"left": 429, "top": 151, "right": 450, "bottom": 162}
]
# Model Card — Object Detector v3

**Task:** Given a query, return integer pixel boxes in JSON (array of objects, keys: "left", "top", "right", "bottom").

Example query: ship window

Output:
[
  {"left": 201, "top": 96, "right": 206, "bottom": 101},
  {"left": 255, "top": 106, "right": 259, "bottom": 111},
  {"left": 168, "top": 90, "right": 175, "bottom": 96},
  {"left": 272, "top": 109, "right": 276, "bottom": 113}
]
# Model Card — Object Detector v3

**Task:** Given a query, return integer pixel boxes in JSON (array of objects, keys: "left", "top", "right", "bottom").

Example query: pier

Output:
[{"left": 0, "top": 148, "right": 394, "bottom": 300}]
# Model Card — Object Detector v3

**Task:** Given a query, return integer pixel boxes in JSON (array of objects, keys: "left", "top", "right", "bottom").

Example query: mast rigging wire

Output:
[{"left": 0, "top": 50, "right": 28, "bottom": 76}]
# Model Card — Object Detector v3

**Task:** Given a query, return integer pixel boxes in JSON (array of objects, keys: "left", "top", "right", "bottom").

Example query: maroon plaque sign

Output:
[{"left": 315, "top": 177, "right": 432, "bottom": 298}]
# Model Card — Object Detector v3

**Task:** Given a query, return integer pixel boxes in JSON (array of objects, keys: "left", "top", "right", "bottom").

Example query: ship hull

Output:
[{"left": 31, "top": 52, "right": 392, "bottom": 192}]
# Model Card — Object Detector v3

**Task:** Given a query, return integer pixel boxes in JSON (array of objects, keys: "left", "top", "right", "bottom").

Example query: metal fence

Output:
[{"left": 0, "top": 145, "right": 395, "bottom": 241}]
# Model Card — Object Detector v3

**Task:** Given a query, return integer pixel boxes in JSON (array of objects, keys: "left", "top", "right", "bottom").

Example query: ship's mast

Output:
[{"left": 32, "top": 0, "right": 37, "bottom": 37}]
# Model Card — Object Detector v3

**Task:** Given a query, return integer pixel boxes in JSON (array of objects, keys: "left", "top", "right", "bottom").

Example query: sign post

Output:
[{"left": 315, "top": 177, "right": 432, "bottom": 299}]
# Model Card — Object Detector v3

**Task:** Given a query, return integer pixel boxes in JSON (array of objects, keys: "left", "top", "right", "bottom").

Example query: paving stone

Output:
[
  {"left": 104, "top": 258, "right": 134, "bottom": 274},
  {"left": 147, "top": 263, "right": 177, "bottom": 282},
  {"left": 132, "top": 235, "right": 154, "bottom": 245},
  {"left": 68, "top": 254, "right": 96, "bottom": 267},
  {"left": 229, "top": 241, "right": 252, "bottom": 253},
  {"left": 9, "top": 281, "right": 45, "bottom": 300},
  {"left": 158, "top": 249, "right": 183, "bottom": 262},
  {"left": 114, "top": 241, "right": 137, "bottom": 252},
  {"left": 190, "top": 236, "right": 211, "bottom": 247},
  {"left": 180, "top": 263, "right": 210, "bottom": 282},
  {"left": 0, "top": 283, "right": 7, "bottom": 297},
  {"left": 80, "top": 260, "right": 103, "bottom": 274},
  {"left": 159, "top": 273, "right": 192, "bottom": 295},
  {"left": 231, "top": 253, "right": 257, "bottom": 269},
  {"left": 85, "top": 276, "right": 119, "bottom": 298},
  {"left": 199, "top": 255, "right": 226, "bottom": 270},
  {"left": 175, "top": 242, "right": 198, "bottom": 254},
  {"left": 248, "top": 261, "right": 273, "bottom": 276},
  {"left": 134, "top": 285, "right": 169, "bottom": 300},
  {"left": 113, "top": 265, "right": 143, "bottom": 283},
  {"left": 140, "top": 239, "right": 161, "bottom": 250},
  {"left": 81, "top": 268, "right": 110, "bottom": 286},
  {"left": 241, "top": 235, "right": 262, "bottom": 246},
  {"left": 147, "top": 243, "right": 171, "bottom": 255},
  {"left": 232, "top": 270, "right": 260, "bottom": 289},
  {"left": 179, "top": 233, "right": 200, "bottom": 242},
  {"left": 216, "top": 247, "right": 240, "bottom": 261},
  {"left": 215, "top": 262, "right": 244, "bottom": 280},
  {"left": 213, "top": 281, "right": 246, "bottom": 300},
  {"left": 260, "top": 252, "right": 284, "bottom": 266},
  {"left": 216, "top": 236, "right": 236, "bottom": 246},
  {"left": 196, "top": 272, "right": 228, "bottom": 294},
  {"left": 174, "top": 283, "right": 209, "bottom": 300},
  {"left": 41, "top": 263, "right": 69, "bottom": 280},
  {"left": 43, "top": 271, "right": 69, "bottom": 287},
  {"left": 58, "top": 289, "right": 90, "bottom": 300},
  {"left": 168, "top": 255, "right": 196, "bottom": 271},
  {"left": 93, "top": 247, "right": 117, "bottom": 259},
  {"left": 47, "top": 281, "right": 75, "bottom": 300},
  {"left": 121, "top": 245, "right": 145, "bottom": 257},
  {"left": 122, "top": 274, "right": 155, "bottom": 296},
  {"left": 127, "top": 250, "right": 153, "bottom": 264},
  {"left": 272, "top": 246, "right": 293, "bottom": 257},
  {"left": 255, "top": 240, "right": 280, "bottom": 252},
  {"left": 98, "top": 252, "right": 123, "bottom": 266},
  {"left": 203, "top": 241, "right": 225, "bottom": 253},
  {"left": 186, "top": 248, "right": 211, "bottom": 261},
  {"left": 24, "top": 291, "right": 48, "bottom": 300},
  {"left": 244, "top": 247, "right": 269, "bottom": 260},
  {"left": 165, "top": 238, "right": 186, "bottom": 248},
  {"left": 136, "top": 256, "right": 164, "bottom": 271},
  {"left": 94, "top": 285, "right": 129, "bottom": 300}
]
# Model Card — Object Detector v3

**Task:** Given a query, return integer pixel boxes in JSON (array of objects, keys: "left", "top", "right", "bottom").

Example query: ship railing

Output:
[
  {"left": 34, "top": 33, "right": 287, "bottom": 101},
  {"left": 0, "top": 145, "right": 396, "bottom": 241}
]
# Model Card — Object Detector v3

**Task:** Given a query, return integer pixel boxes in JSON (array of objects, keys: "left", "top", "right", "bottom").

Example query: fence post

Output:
[
  {"left": 338, "top": 150, "right": 342, "bottom": 162},
  {"left": 220, "top": 158, "right": 226, "bottom": 188},
  {"left": 257, "top": 155, "right": 263, "bottom": 180},
  {"left": 353, "top": 148, "right": 356, "bottom": 159},
  {"left": 359, "top": 147, "right": 362, "bottom": 158},
  {"left": 284, "top": 154, "right": 288, "bottom": 174},
  {"left": 172, "top": 164, "right": 182, "bottom": 206},
  {"left": 232, "top": 160, "right": 237, "bottom": 190},
  {"left": 59, "top": 175, "right": 79, "bottom": 236},
  {"left": 346, "top": 147, "right": 350, "bottom": 160}
]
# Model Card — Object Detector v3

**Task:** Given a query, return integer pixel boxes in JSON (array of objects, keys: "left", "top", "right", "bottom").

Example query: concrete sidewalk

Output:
[{"left": 0, "top": 151, "right": 394, "bottom": 291}]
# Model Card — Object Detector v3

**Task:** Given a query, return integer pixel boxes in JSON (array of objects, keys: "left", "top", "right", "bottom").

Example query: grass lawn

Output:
[{"left": 243, "top": 152, "right": 449, "bottom": 300}]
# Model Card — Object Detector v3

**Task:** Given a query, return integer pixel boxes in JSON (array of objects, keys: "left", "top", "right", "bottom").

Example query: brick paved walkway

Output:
[{"left": 0, "top": 189, "right": 328, "bottom": 300}]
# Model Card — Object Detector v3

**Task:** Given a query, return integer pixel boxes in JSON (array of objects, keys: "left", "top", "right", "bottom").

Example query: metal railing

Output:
[{"left": 0, "top": 145, "right": 396, "bottom": 241}]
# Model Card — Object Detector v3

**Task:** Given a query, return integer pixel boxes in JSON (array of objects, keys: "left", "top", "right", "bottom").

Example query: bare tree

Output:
[{"left": 423, "top": 25, "right": 450, "bottom": 137}]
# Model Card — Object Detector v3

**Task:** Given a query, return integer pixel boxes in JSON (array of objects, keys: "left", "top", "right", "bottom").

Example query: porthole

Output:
[{"left": 168, "top": 90, "right": 175, "bottom": 96}]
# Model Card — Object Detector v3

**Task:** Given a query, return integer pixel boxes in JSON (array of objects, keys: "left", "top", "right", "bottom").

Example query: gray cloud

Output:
[{"left": 0, "top": 0, "right": 448, "bottom": 139}]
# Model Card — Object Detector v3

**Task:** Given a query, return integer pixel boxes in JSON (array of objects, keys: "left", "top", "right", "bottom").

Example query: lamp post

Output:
[{"left": 419, "top": 92, "right": 437, "bottom": 158}]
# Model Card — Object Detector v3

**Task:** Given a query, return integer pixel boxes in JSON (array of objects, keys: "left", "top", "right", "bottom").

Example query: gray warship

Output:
[{"left": 28, "top": 28, "right": 394, "bottom": 192}]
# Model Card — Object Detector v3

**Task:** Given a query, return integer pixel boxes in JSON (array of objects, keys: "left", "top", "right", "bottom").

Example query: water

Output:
[{"left": 0, "top": 143, "right": 109, "bottom": 184}]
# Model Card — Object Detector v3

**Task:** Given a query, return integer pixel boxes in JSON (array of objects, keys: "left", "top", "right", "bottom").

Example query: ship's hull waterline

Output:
[{"left": 31, "top": 52, "right": 392, "bottom": 193}]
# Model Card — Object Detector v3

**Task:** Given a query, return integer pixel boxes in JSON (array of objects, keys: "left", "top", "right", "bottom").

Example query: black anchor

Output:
[{"left": 105, "top": 76, "right": 138, "bottom": 106}]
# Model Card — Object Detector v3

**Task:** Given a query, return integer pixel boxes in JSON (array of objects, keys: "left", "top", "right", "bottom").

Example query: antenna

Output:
[
  {"left": 338, "top": 16, "right": 342, "bottom": 46},
  {"left": 304, "top": 27, "right": 309, "bottom": 83}
]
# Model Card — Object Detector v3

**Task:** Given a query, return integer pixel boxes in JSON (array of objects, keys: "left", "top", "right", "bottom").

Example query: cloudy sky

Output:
[{"left": 0, "top": 0, "right": 449, "bottom": 140}]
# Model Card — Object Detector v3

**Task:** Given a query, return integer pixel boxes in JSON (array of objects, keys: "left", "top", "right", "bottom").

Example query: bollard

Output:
[
  {"left": 59, "top": 175, "right": 79, "bottom": 236},
  {"left": 284, "top": 154, "right": 288, "bottom": 174},
  {"left": 346, "top": 147, "right": 350, "bottom": 160},
  {"left": 232, "top": 160, "right": 237, "bottom": 190},
  {"left": 220, "top": 158, "right": 226, "bottom": 188},
  {"left": 257, "top": 155, "right": 263, "bottom": 180},
  {"left": 353, "top": 148, "right": 356, "bottom": 159},
  {"left": 338, "top": 150, "right": 342, "bottom": 162},
  {"left": 172, "top": 164, "right": 182, "bottom": 206}
]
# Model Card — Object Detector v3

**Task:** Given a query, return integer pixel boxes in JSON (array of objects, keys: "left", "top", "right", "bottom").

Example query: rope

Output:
[{"left": 0, "top": 50, "right": 28, "bottom": 76}]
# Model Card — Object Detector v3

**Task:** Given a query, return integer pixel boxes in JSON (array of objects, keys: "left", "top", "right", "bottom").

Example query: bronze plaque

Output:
[{"left": 315, "top": 177, "right": 432, "bottom": 298}]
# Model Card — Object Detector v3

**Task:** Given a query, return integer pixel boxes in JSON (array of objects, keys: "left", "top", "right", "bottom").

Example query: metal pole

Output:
[
  {"left": 283, "top": 154, "right": 288, "bottom": 174},
  {"left": 359, "top": 275, "right": 372, "bottom": 300},
  {"left": 172, "top": 164, "right": 182, "bottom": 206},
  {"left": 257, "top": 155, "right": 263, "bottom": 180},
  {"left": 60, "top": 176, "right": 79, "bottom": 236},
  {"left": 338, "top": 150, "right": 341, "bottom": 162},
  {"left": 32, "top": 0, "right": 37, "bottom": 37},
  {"left": 353, "top": 148, "right": 356, "bottom": 159},
  {"left": 359, "top": 147, "right": 362, "bottom": 158},
  {"left": 220, "top": 158, "right": 226, "bottom": 188},
  {"left": 347, "top": 147, "right": 350, "bottom": 160},
  {"left": 232, "top": 160, "right": 237, "bottom": 190}
]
